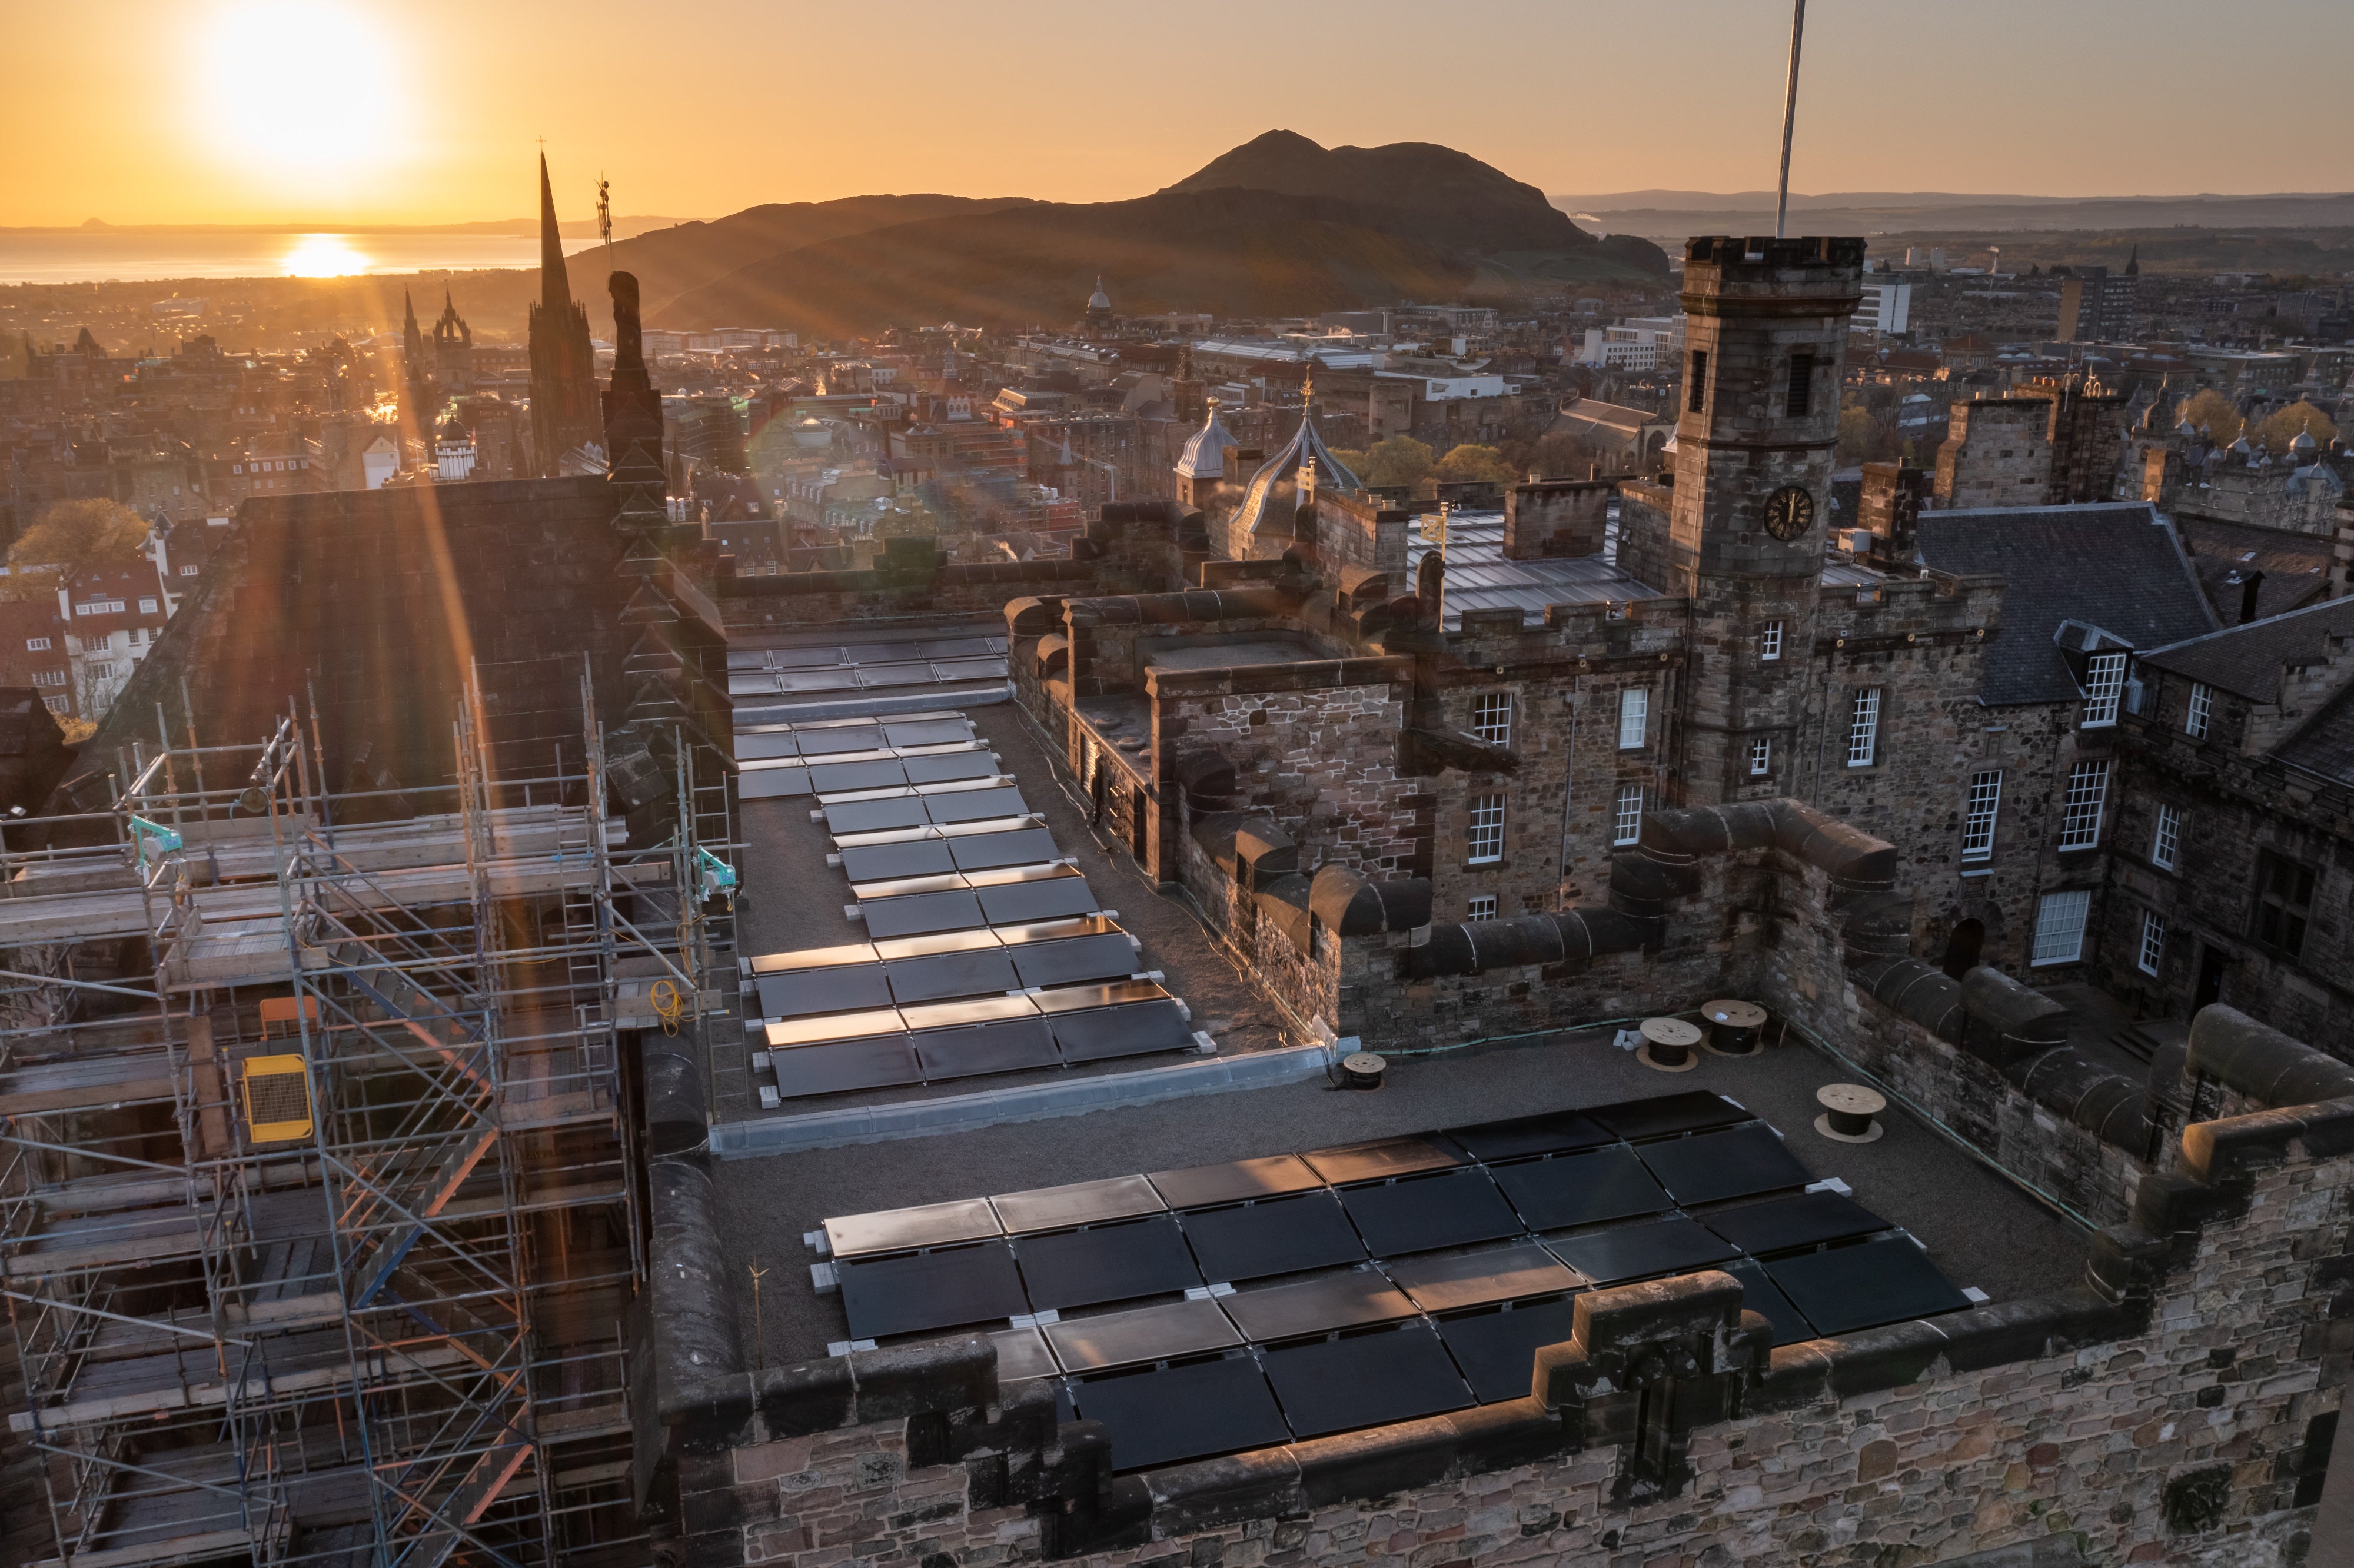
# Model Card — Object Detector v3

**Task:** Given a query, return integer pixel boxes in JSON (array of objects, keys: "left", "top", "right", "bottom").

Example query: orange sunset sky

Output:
[{"left": 2, "top": 0, "right": 2348, "bottom": 229}]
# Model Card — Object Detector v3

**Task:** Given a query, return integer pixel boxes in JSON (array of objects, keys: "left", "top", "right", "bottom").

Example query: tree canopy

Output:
[
  {"left": 4, "top": 499, "right": 150, "bottom": 601},
  {"left": 2176, "top": 389, "right": 2243, "bottom": 445},
  {"left": 1354, "top": 435, "right": 1435, "bottom": 491},
  {"left": 2255, "top": 400, "right": 2338, "bottom": 453},
  {"left": 1434, "top": 444, "right": 1517, "bottom": 486}
]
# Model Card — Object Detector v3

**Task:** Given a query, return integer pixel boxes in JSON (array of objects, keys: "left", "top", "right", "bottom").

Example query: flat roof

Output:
[{"left": 714, "top": 1021, "right": 2090, "bottom": 1367}]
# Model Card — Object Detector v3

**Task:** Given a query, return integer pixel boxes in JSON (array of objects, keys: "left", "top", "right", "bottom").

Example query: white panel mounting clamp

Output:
[
  {"left": 803, "top": 1229, "right": 830, "bottom": 1256},
  {"left": 809, "top": 1261, "right": 839, "bottom": 1294}
]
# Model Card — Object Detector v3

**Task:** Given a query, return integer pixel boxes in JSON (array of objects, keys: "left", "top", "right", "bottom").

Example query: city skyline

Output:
[{"left": 4, "top": 0, "right": 2349, "bottom": 228}]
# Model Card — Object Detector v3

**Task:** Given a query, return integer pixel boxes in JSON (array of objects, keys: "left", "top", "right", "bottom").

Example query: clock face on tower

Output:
[{"left": 1763, "top": 485, "right": 1816, "bottom": 541}]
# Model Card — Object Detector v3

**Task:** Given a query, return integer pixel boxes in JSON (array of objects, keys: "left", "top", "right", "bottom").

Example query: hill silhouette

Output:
[
  {"left": 602, "top": 195, "right": 1033, "bottom": 309},
  {"left": 646, "top": 133, "right": 1664, "bottom": 331}
]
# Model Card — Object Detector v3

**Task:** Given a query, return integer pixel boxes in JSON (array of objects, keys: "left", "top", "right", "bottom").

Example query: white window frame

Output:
[
  {"left": 2137, "top": 909, "right": 2166, "bottom": 977},
  {"left": 2032, "top": 889, "right": 2092, "bottom": 966},
  {"left": 2059, "top": 760, "right": 2110, "bottom": 850},
  {"left": 2151, "top": 804, "right": 2181, "bottom": 872},
  {"left": 1748, "top": 737, "right": 1771, "bottom": 776},
  {"left": 1612, "top": 783, "right": 1645, "bottom": 847},
  {"left": 1617, "top": 687, "right": 1649, "bottom": 750},
  {"left": 1466, "top": 895, "right": 1498, "bottom": 923},
  {"left": 1961, "top": 770, "right": 2002, "bottom": 862},
  {"left": 1761, "top": 620, "right": 1784, "bottom": 661},
  {"left": 2186, "top": 681, "right": 2212, "bottom": 740},
  {"left": 138, "top": 597, "right": 158, "bottom": 615},
  {"left": 24, "top": 638, "right": 47, "bottom": 652},
  {"left": 42, "top": 695, "right": 67, "bottom": 713},
  {"left": 1846, "top": 688, "right": 1881, "bottom": 768},
  {"left": 2081, "top": 651, "right": 2127, "bottom": 728},
  {"left": 1471, "top": 692, "right": 1512, "bottom": 747},
  {"left": 1467, "top": 794, "right": 1505, "bottom": 865}
]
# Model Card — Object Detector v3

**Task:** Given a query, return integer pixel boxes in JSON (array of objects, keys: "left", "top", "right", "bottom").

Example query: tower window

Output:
[
  {"left": 1761, "top": 620, "right": 1784, "bottom": 661},
  {"left": 2252, "top": 850, "right": 2315, "bottom": 958},
  {"left": 1845, "top": 688, "right": 1880, "bottom": 767},
  {"left": 2058, "top": 760, "right": 2110, "bottom": 850},
  {"left": 2081, "top": 651, "right": 2127, "bottom": 727},
  {"left": 2138, "top": 910, "right": 2166, "bottom": 977},
  {"left": 1687, "top": 351, "right": 1707, "bottom": 412},
  {"left": 2151, "top": 804, "right": 2181, "bottom": 871},
  {"left": 1467, "top": 795, "right": 1505, "bottom": 864},
  {"left": 2032, "top": 889, "right": 2092, "bottom": 966},
  {"left": 1466, "top": 895, "right": 1498, "bottom": 923},
  {"left": 1786, "top": 352, "right": 1816, "bottom": 418},
  {"left": 1618, "top": 688, "right": 1650, "bottom": 750},
  {"left": 1612, "top": 784, "right": 1645, "bottom": 847},
  {"left": 1748, "top": 737, "right": 1771, "bottom": 776},
  {"left": 1961, "top": 770, "right": 2002, "bottom": 861},
  {"left": 2185, "top": 681, "right": 2212, "bottom": 739},
  {"left": 1471, "top": 692, "right": 1512, "bottom": 747}
]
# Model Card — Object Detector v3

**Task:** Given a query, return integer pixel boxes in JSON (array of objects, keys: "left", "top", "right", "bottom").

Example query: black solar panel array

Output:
[{"left": 817, "top": 1090, "right": 1975, "bottom": 1471}]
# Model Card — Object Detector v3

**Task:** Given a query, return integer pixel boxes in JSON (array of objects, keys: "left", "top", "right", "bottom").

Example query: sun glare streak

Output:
[
  {"left": 195, "top": 2, "right": 408, "bottom": 192},
  {"left": 280, "top": 234, "right": 371, "bottom": 277}
]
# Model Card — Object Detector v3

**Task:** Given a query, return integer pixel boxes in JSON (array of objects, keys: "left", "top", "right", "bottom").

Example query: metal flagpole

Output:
[{"left": 1774, "top": 0, "right": 1807, "bottom": 240}]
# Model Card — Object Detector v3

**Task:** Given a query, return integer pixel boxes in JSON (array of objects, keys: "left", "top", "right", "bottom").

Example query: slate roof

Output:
[
  {"left": 1914, "top": 502, "right": 2216, "bottom": 707},
  {"left": 2176, "top": 517, "right": 2332, "bottom": 624},
  {"left": 2278, "top": 684, "right": 2354, "bottom": 786},
  {"left": 2138, "top": 595, "right": 2354, "bottom": 704}
]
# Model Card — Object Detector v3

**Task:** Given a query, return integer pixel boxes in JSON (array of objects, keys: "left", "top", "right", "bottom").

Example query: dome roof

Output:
[
  {"left": 436, "top": 415, "right": 469, "bottom": 442},
  {"left": 1087, "top": 275, "right": 1112, "bottom": 312},
  {"left": 1229, "top": 404, "right": 1363, "bottom": 538},
  {"left": 2290, "top": 427, "right": 2318, "bottom": 454},
  {"left": 1174, "top": 400, "right": 1239, "bottom": 480}
]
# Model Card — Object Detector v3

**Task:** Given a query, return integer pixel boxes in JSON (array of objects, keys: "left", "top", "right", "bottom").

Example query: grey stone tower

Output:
[{"left": 1667, "top": 235, "right": 1865, "bottom": 805}]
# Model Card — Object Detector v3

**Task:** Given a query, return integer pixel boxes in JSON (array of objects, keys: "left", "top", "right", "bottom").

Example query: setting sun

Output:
[
  {"left": 194, "top": 2, "right": 407, "bottom": 194},
  {"left": 278, "top": 233, "right": 371, "bottom": 275}
]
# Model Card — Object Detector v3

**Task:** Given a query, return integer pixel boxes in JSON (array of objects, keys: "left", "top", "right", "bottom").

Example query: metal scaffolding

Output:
[{"left": 0, "top": 674, "right": 734, "bottom": 1568}]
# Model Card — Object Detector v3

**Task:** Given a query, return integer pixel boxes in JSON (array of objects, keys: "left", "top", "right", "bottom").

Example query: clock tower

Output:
[{"left": 1664, "top": 235, "right": 1865, "bottom": 805}]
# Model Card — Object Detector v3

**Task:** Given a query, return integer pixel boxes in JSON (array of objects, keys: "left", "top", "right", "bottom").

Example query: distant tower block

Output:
[{"left": 1668, "top": 235, "right": 1865, "bottom": 807}]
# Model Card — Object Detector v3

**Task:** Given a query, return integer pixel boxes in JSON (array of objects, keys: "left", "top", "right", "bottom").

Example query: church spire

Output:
[{"left": 538, "top": 153, "right": 572, "bottom": 310}]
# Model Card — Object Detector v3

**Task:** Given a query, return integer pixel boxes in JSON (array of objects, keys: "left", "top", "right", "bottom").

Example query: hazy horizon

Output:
[{"left": 4, "top": 0, "right": 2346, "bottom": 230}]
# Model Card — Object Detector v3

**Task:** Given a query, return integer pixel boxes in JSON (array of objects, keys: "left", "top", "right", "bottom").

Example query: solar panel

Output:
[
  {"left": 1489, "top": 1146, "right": 1673, "bottom": 1232},
  {"left": 825, "top": 797, "right": 933, "bottom": 835},
  {"left": 796, "top": 727, "right": 888, "bottom": 755},
  {"left": 1704, "top": 1191, "right": 1888, "bottom": 1257},
  {"left": 739, "top": 767, "right": 810, "bottom": 801},
  {"left": 825, "top": 1196, "right": 1001, "bottom": 1259},
  {"left": 1763, "top": 1236, "right": 1970, "bottom": 1336},
  {"left": 989, "top": 1326, "right": 1060, "bottom": 1383},
  {"left": 847, "top": 641, "right": 927, "bottom": 663},
  {"left": 927, "top": 787, "right": 1029, "bottom": 825},
  {"left": 837, "top": 1241, "right": 1028, "bottom": 1340},
  {"left": 839, "top": 840, "right": 959, "bottom": 884},
  {"left": 885, "top": 719, "right": 977, "bottom": 747},
  {"left": 1387, "top": 1243, "right": 1581, "bottom": 1314},
  {"left": 872, "top": 928, "right": 1000, "bottom": 962},
  {"left": 810, "top": 760, "right": 911, "bottom": 794},
  {"left": 1435, "top": 1298, "right": 1583, "bottom": 1403},
  {"left": 777, "top": 670, "right": 860, "bottom": 694},
  {"left": 855, "top": 873, "right": 975, "bottom": 902},
  {"left": 1010, "top": 933, "right": 1141, "bottom": 990},
  {"left": 993, "top": 1176, "right": 1166, "bottom": 1234},
  {"left": 763, "top": 1008, "right": 905, "bottom": 1048},
  {"left": 859, "top": 662, "right": 939, "bottom": 688},
  {"left": 918, "top": 638, "right": 999, "bottom": 660},
  {"left": 769, "top": 647, "right": 856, "bottom": 670},
  {"left": 898, "top": 995, "right": 1038, "bottom": 1031},
  {"left": 932, "top": 657, "right": 1011, "bottom": 680},
  {"left": 1300, "top": 1136, "right": 1462, "bottom": 1187},
  {"left": 754, "top": 965, "right": 894, "bottom": 1020},
  {"left": 1043, "top": 1299, "right": 1239, "bottom": 1373},
  {"left": 767, "top": 1034, "right": 922, "bottom": 1099},
  {"left": 1439, "top": 1109, "right": 1615, "bottom": 1163},
  {"left": 1722, "top": 1258, "right": 1816, "bottom": 1346},
  {"left": 1012, "top": 1216, "right": 1202, "bottom": 1311},
  {"left": 910, "top": 1019, "right": 1060, "bottom": 1081},
  {"left": 735, "top": 732, "right": 801, "bottom": 760},
  {"left": 883, "top": 948, "right": 1021, "bottom": 1004},
  {"left": 1589, "top": 1091, "right": 1751, "bottom": 1143},
  {"left": 1635, "top": 1123, "right": 1813, "bottom": 1207},
  {"left": 1261, "top": 1325, "right": 1473, "bottom": 1439},
  {"left": 949, "top": 828, "right": 1062, "bottom": 873},
  {"left": 1147, "top": 1154, "right": 1325, "bottom": 1211},
  {"left": 977, "top": 877, "right": 1098, "bottom": 925},
  {"left": 1180, "top": 1191, "right": 1365, "bottom": 1284},
  {"left": 750, "top": 941, "right": 876, "bottom": 975},
  {"left": 1337, "top": 1168, "right": 1524, "bottom": 1257},
  {"left": 1544, "top": 1217, "right": 1740, "bottom": 1286},
  {"left": 857, "top": 888, "right": 987, "bottom": 939},
  {"left": 1031, "top": 979, "right": 1169, "bottom": 1014},
  {"left": 1221, "top": 1269, "right": 1415, "bottom": 1343},
  {"left": 1066, "top": 1356, "right": 1291, "bottom": 1472},
  {"left": 1049, "top": 1001, "right": 1195, "bottom": 1064},
  {"left": 903, "top": 752, "right": 1000, "bottom": 786}
]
